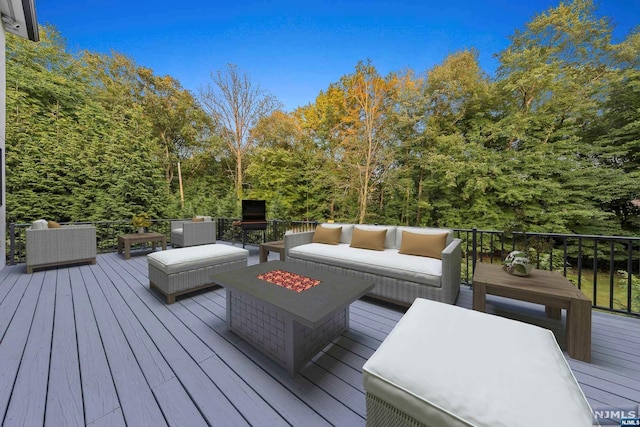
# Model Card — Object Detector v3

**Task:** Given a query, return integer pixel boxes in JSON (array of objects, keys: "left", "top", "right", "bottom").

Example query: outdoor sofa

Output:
[
  {"left": 26, "top": 220, "right": 97, "bottom": 273},
  {"left": 284, "top": 223, "right": 462, "bottom": 306}
]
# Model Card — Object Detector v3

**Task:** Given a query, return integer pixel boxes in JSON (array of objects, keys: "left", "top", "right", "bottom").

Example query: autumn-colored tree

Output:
[
  {"left": 340, "top": 61, "right": 396, "bottom": 223},
  {"left": 295, "top": 85, "right": 351, "bottom": 219}
]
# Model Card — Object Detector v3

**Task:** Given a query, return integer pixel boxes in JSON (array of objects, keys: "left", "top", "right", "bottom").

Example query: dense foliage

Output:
[{"left": 5, "top": 0, "right": 640, "bottom": 237}]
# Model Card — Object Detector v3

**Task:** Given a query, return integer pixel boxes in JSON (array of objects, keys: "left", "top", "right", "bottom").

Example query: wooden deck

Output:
[{"left": 0, "top": 245, "right": 638, "bottom": 426}]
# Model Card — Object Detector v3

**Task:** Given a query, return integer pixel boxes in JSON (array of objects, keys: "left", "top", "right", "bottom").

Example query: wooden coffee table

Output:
[
  {"left": 211, "top": 261, "right": 374, "bottom": 376},
  {"left": 118, "top": 232, "right": 167, "bottom": 259},
  {"left": 472, "top": 262, "right": 592, "bottom": 362}
]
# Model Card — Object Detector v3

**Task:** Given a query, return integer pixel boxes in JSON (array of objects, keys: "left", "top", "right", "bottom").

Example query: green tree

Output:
[
  {"left": 295, "top": 85, "right": 353, "bottom": 220},
  {"left": 5, "top": 26, "right": 170, "bottom": 222},
  {"left": 139, "top": 71, "right": 215, "bottom": 210},
  {"left": 490, "top": 0, "right": 625, "bottom": 233}
]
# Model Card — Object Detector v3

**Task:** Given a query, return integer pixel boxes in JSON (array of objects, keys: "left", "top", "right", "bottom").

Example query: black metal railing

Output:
[
  {"left": 215, "top": 218, "right": 318, "bottom": 245},
  {"left": 7, "top": 220, "right": 639, "bottom": 316}
]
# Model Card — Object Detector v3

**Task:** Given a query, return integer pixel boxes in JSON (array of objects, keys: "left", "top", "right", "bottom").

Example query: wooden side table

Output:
[
  {"left": 118, "top": 232, "right": 167, "bottom": 259},
  {"left": 472, "top": 262, "right": 592, "bottom": 362},
  {"left": 259, "top": 240, "right": 285, "bottom": 263}
]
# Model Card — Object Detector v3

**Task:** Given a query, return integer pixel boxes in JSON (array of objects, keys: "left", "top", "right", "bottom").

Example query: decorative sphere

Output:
[{"left": 502, "top": 251, "right": 533, "bottom": 276}]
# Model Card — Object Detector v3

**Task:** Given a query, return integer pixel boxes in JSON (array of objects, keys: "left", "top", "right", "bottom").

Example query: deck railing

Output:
[
  {"left": 215, "top": 217, "right": 319, "bottom": 244},
  {"left": 6, "top": 220, "right": 639, "bottom": 316},
  {"left": 455, "top": 228, "right": 640, "bottom": 317}
]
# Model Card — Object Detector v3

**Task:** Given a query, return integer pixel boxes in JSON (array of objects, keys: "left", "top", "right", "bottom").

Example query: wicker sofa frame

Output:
[
  {"left": 366, "top": 393, "right": 428, "bottom": 427},
  {"left": 284, "top": 227, "right": 462, "bottom": 306},
  {"left": 26, "top": 225, "right": 97, "bottom": 274}
]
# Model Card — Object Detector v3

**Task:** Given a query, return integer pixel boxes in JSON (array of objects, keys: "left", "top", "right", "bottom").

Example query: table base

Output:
[{"left": 226, "top": 288, "right": 348, "bottom": 376}]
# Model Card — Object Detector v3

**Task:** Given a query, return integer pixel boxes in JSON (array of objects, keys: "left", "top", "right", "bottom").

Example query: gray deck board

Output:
[
  {"left": 3, "top": 270, "right": 55, "bottom": 426},
  {"left": 95, "top": 256, "right": 250, "bottom": 427},
  {"left": 0, "top": 271, "right": 44, "bottom": 423},
  {"left": 103, "top": 254, "right": 288, "bottom": 427},
  {"left": 45, "top": 268, "right": 84, "bottom": 427},
  {"left": 0, "top": 247, "right": 639, "bottom": 426},
  {"left": 70, "top": 267, "right": 124, "bottom": 426},
  {"left": 79, "top": 266, "right": 168, "bottom": 427},
  {"left": 0, "top": 268, "right": 30, "bottom": 342}
]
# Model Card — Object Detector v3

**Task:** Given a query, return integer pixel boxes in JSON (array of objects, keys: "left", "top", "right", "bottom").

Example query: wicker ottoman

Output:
[
  {"left": 362, "top": 298, "right": 594, "bottom": 427},
  {"left": 148, "top": 244, "right": 249, "bottom": 303}
]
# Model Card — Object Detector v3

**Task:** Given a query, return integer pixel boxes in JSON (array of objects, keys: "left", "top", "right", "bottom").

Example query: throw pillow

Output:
[
  {"left": 312, "top": 226, "right": 342, "bottom": 245},
  {"left": 350, "top": 228, "right": 386, "bottom": 251},
  {"left": 399, "top": 230, "right": 448, "bottom": 259},
  {"left": 192, "top": 217, "right": 205, "bottom": 222},
  {"left": 47, "top": 220, "right": 62, "bottom": 229}
]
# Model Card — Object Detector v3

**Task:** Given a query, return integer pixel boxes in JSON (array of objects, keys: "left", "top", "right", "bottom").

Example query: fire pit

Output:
[
  {"left": 210, "top": 261, "right": 374, "bottom": 376},
  {"left": 257, "top": 270, "right": 320, "bottom": 292}
]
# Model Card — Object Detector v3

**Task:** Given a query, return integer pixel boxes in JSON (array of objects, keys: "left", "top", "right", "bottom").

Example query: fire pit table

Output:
[{"left": 211, "top": 261, "right": 374, "bottom": 376}]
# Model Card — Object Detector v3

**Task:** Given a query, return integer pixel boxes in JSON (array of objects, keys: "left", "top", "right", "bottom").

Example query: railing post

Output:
[
  {"left": 627, "top": 239, "right": 633, "bottom": 314},
  {"left": 472, "top": 227, "right": 477, "bottom": 274},
  {"left": 9, "top": 223, "right": 16, "bottom": 266}
]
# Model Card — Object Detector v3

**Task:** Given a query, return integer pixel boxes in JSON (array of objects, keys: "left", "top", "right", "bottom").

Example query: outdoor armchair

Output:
[
  {"left": 26, "top": 224, "right": 97, "bottom": 273},
  {"left": 170, "top": 217, "right": 216, "bottom": 247}
]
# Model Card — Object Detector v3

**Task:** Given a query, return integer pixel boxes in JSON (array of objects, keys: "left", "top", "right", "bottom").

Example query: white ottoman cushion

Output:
[
  {"left": 362, "top": 298, "right": 594, "bottom": 427},
  {"left": 148, "top": 244, "right": 248, "bottom": 275}
]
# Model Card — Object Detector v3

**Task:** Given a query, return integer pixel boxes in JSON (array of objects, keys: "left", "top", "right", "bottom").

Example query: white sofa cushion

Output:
[
  {"left": 148, "top": 244, "right": 248, "bottom": 275},
  {"left": 396, "top": 226, "right": 454, "bottom": 247},
  {"left": 354, "top": 225, "right": 397, "bottom": 249},
  {"left": 288, "top": 243, "right": 442, "bottom": 287},
  {"left": 362, "top": 299, "right": 594, "bottom": 427}
]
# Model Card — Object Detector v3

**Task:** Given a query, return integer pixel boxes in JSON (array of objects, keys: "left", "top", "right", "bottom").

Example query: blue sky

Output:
[{"left": 36, "top": 0, "right": 638, "bottom": 112}]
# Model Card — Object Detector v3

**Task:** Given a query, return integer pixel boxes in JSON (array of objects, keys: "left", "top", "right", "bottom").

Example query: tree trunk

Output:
[
  {"left": 359, "top": 176, "right": 368, "bottom": 224},
  {"left": 416, "top": 168, "right": 423, "bottom": 224},
  {"left": 236, "top": 155, "right": 243, "bottom": 200},
  {"left": 177, "top": 160, "right": 184, "bottom": 210}
]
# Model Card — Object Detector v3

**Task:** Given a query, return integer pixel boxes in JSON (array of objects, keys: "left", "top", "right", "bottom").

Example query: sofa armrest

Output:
[
  {"left": 171, "top": 220, "right": 185, "bottom": 231},
  {"left": 440, "top": 238, "right": 462, "bottom": 304},
  {"left": 284, "top": 231, "right": 314, "bottom": 259}
]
